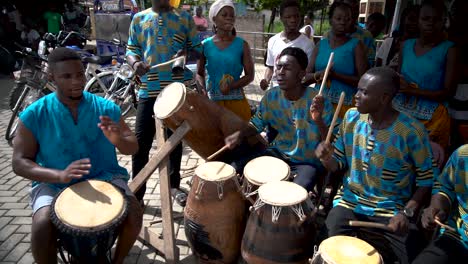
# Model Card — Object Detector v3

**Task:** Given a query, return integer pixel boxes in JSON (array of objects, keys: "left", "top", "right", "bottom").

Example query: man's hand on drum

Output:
[
  {"left": 225, "top": 131, "right": 242, "bottom": 149},
  {"left": 387, "top": 213, "right": 410, "bottom": 235},
  {"left": 57, "top": 158, "right": 91, "bottom": 183},
  {"left": 310, "top": 95, "right": 324, "bottom": 122},
  {"left": 133, "top": 61, "right": 150, "bottom": 76},
  {"left": 421, "top": 206, "right": 448, "bottom": 230},
  {"left": 260, "top": 79, "right": 269, "bottom": 91},
  {"left": 98, "top": 116, "right": 122, "bottom": 145},
  {"left": 315, "top": 142, "right": 337, "bottom": 171}
]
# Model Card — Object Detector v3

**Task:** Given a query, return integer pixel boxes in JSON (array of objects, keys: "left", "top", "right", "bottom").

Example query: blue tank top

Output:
[
  {"left": 203, "top": 36, "right": 245, "bottom": 101},
  {"left": 314, "top": 37, "right": 359, "bottom": 105},
  {"left": 393, "top": 38, "right": 453, "bottom": 120}
]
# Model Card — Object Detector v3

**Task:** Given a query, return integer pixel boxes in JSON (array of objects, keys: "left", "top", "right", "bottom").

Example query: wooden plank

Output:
[
  {"left": 129, "top": 121, "right": 191, "bottom": 193},
  {"left": 138, "top": 226, "right": 165, "bottom": 253},
  {"left": 156, "top": 119, "right": 179, "bottom": 263}
]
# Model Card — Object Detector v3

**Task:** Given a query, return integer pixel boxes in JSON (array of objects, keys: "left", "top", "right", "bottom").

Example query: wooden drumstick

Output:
[
  {"left": 150, "top": 56, "right": 185, "bottom": 69},
  {"left": 206, "top": 145, "right": 229, "bottom": 161},
  {"left": 318, "top": 52, "right": 334, "bottom": 95},
  {"left": 348, "top": 220, "right": 392, "bottom": 231},
  {"left": 325, "top": 91, "right": 345, "bottom": 144},
  {"left": 434, "top": 219, "right": 456, "bottom": 232}
]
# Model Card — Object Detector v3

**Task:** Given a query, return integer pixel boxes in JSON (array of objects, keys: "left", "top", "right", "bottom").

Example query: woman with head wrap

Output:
[{"left": 196, "top": 0, "right": 254, "bottom": 121}]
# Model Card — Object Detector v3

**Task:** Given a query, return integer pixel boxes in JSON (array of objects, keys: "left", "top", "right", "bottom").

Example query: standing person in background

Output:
[
  {"left": 396, "top": 0, "right": 457, "bottom": 161},
  {"left": 127, "top": 0, "right": 201, "bottom": 207},
  {"left": 375, "top": 6, "right": 420, "bottom": 69},
  {"left": 366, "top": 12, "right": 386, "bottom": 39},
  {"left": 260, "top": 0, "right": 314, "bottom": 91},
  {"left": 324, "top": 0, "right": 376, "bottom": 67},
  {"left": 43, "top": 4, "right": 62, "bottom": 34},
  {"left": 300, "top": 12, "right": 315, "bottom": 41},
  {"left": 304, "top": 1, "right": 367, "bottom": 118},
  {"left": 193, "top": 6, "right": 208, "bottom": 32},
  {"left": 196, "top": 0, "right": 254, "bottom": 121}
]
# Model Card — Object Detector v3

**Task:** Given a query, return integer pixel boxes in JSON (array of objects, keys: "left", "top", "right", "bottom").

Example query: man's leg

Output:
[
  {"left": 325, "top": 205, "right": 357, "bottom": 237},
  {"left": 290, "top": 163, "right": 319, "bottom": 192},
  {"left": 412, "top": 235, "right": 468, "bottom": 264},
  {"left": 132, "top": 97, "right": 156, "bottom": 202}
]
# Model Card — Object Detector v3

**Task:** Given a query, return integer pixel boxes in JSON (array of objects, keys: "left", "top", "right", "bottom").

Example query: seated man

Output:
[
  {"left": 316, "top": 67, "right": 438, "bottom": 264},
  {"left": 12, "top": 48, "right": 143, "bottom": 264},
  {"left": 414, "top": 144, "right": 468, "bottom": 263},
  {"left": 225, "top": 47, "right": 333, "bottom": 192}
]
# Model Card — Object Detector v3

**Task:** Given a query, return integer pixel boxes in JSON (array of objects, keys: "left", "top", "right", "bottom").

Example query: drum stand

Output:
[{"left": 128, "top": 119, "right": 192, "bottom": 264}]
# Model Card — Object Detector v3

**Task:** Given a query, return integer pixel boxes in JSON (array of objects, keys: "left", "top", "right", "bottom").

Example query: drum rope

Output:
[
  {"left": 216, "top": 181, "right": 225, "bottom": 200},
  {"left": 291, "top": 204, "right": 306, "bottom": 221},
  {"left": 312, "top": 245, "right": 320, "bottom": 261},
  {"left": 245, "top": 189, "right": 258, "bottom": 198},
  {"left": 234, "top": 177, "right": 244, "bottom": 193},
  {"left": 252, "top": 198, "right": 265, "bottom": 211},
  {"left": 272, "top": 206, "right": 282, "bottom": 223},
  {"left": 195, "top": 179, "right": 206, "bottom": 198}
]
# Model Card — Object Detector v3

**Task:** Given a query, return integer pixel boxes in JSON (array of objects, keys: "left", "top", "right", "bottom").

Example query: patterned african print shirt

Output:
[
  {"left": 250, "top": 87, "right": 334, "bottom": 166},
  {"left": 332, "top": 108, "right": 437, "bottom": 217},
  {"left": 126, "top": 8, "right": 201, "bottom": 98},
  {"left": 324, "top": 26, "right": 376, "bottom": 67},
  {"left": 432, "top": 144, "right": 468, "bottom": 249}
]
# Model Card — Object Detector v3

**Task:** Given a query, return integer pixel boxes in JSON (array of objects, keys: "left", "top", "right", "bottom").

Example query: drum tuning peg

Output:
[
  {"left": 189, "top": 105, "right": 195, "bottom": 111},
  {"left": 195, "top": 194, "right": 201, "bottom": 200},
  {"left": 218, "top": 193, "right": 223, "bottom": 200},
  {"left": 249, "top": 206, "right": 254, "bottom": 212}
]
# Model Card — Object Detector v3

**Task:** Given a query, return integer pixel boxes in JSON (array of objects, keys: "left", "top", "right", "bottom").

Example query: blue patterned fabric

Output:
[
  {"left": 393, "top": 39, "right": 454, "bottom": 120},
  {"left": 19, "top": 92, "right": 128, "bottom": 189},
  {"left": 332, "top": 108, "right": 437, "bottom": 217},
  {"left": 126, "top": 8, "right": 201, "bottom": 98}
]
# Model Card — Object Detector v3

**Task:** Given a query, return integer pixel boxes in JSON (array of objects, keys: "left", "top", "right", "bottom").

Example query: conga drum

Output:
[
  {"left": 50, "top": 180, "right": 128, "bottom": 263},
  {"left": 242, "top": 156, "right": 290, "bottom": 204},
  {"left": 310, "top": 236, "right": 383, "bottom": 264},
  {"left": 242, "top": 181, "right": 316, "bottom": 264},
  {"left": 154, "top": 82, "right": 266, "bottom": 159},
  {"left": 184, "top": 161, "right": 246, "bottom": 263}
]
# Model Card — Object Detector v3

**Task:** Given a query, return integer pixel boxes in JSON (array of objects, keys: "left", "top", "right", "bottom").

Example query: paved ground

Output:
[{"left": 0, "top": 66, "right": 267, "bottom": 263}]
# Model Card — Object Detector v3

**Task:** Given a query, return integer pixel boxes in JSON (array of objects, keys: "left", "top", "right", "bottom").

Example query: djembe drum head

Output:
[
  {"left": 258, "top": 180, "right": 308, "bottom": 207},
  {"left": 244, "top": 156, "right": 290, "bottom": 186},
  {"left": 154, "top": 82, "right": 186, "bottom": 119},
  {"left": 312, "top": 236, "right": 382, "bottom": 264}
]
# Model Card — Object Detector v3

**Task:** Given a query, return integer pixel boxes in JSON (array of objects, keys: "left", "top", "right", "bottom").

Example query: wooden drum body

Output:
[
  {"left": 311, "top": 236, "right": 383, "bottom": 264},
  {"left": 154, "top": 83, "right": 265, "bottom": 159},
  {"left": 184, "top": 162, "right": 247, "bottom": 263},
  {"left": 242, "top": 181, "right": 316, "bottom": 264},
  {"left": 50, "top": 180, "right": 128, "bottom": 262}
]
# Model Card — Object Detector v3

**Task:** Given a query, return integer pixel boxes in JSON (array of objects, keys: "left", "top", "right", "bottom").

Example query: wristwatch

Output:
[{"left": 401, "top": 207, "right": 414, "bottom": 218}]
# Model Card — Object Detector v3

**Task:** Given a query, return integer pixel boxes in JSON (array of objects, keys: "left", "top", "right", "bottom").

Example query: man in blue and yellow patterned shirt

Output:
[
  {"left": 414, "top": 144, "right": 468, "bottom": 263},
  {"left": 126, "top": 0, "right": 201, "bottom": 206},
  {"left": 225, "top": 47, "right": 333, "bottom": 192},
  {"left": 316, "top": 67, "right": 438, "bottom": 264}
]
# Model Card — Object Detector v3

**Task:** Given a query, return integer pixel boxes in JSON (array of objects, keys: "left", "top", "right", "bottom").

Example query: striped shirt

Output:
[
  {"left": 126, "top": 8, "right": 201, "bottom": 98},
  {"left": 250, "top": 86, "right": 334, "bottom": 166},
  {"left": 332, "top": 109, "right": 437, "bottom": 217},
  {"left": 432, "top": 144, "right": 468, "bottom": 249}
]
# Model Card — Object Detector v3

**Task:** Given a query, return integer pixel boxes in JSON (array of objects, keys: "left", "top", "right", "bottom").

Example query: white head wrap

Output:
[{"left": 208, "top": 0, "right": 235, "bottom": 24}]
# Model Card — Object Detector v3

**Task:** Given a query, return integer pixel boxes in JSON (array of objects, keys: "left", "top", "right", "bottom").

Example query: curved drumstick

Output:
[
  {"left": 206, "top": 145, "right": 229, "bottom": 161},
  {"left": 434, "top": 219, "right": 456, "bottom": 232},
  {"left": 318, "top": 52, "right": 334, "bottom": 95},
  {"left": 348, "top": 220, "right": 392, "bottom": 231},
  {"left": 150, "top": 56, "right": 185, "bottom": 70},
  {"left": 325, "top": 92, "right": 345, "bottom": 144}
]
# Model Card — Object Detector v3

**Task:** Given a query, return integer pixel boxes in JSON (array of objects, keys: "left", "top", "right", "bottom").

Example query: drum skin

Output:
[
  {"left": 160, "top": 90, "right": 265, "bottom": 159},
  {"left": 241, "top": 204, "right": 315, "bottom": 264},
  {"left": 184, "top": 175, "right": 247, "bottom": 263}
]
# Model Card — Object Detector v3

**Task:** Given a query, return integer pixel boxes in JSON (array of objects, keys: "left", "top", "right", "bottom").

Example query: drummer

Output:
[
  {"left": 11, "top": 48, "right": 143, "bottom": 264},
  {"left": 315, "top": 67, "right": 438, "bottom": 263},
  {"left": 413, "top": 144, "right": 468, "bottom": 263},
  {"left": 225, "top": 47, "right": 334, "bottom": 192}
]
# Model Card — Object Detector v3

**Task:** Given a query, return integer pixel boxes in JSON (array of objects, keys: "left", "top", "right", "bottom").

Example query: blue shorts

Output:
[{"left": 29, "top": 179, "right": 133, "bottom": 215}]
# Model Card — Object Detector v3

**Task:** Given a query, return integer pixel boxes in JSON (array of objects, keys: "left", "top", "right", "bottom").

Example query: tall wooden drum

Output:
[
  {"left": 184, "top": 161, "right": 247, "bottom": 263},
  {"left": 242, "top": 181, "right": 316, "bottom": 264},
  {"left": 310, "top": 236, "right": 383, "bottom": 264},
  {"left": 50, "top": 180, "right": 128, "bottom": 263}
]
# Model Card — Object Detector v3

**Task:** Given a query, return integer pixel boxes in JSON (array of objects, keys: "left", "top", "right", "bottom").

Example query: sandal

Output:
[{"left": 171, "top": 188, "right": 187, "bottom": 207}]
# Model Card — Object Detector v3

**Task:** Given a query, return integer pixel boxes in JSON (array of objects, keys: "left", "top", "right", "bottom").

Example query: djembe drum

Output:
[
  {"left": 242, "top": 156, "right": 290, "bottom": 204},
  {"left": 242, "top": 181, "right": 316, "bottom": 264},
  {"left": 310, "top": 236, "right": 383, "bottom": 264},
  {"left": 184, "top": 161, "right": 246, "bottom": 263},
  {"left": 50, "top": 180, "right": 128, "bottom": 263}
]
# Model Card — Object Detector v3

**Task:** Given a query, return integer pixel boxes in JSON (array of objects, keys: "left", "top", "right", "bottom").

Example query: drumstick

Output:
[
  {"left": 318, "top": 52, "right": 334, "bottom": 95},
  {"left": 434, "top": 219, "right": 456, "bottom": 232},
  {"left": 348, "top": 220, "right": 392, "bottom": 231},
  {"left": 206, "top": 145, "right": 229, "bottom": 161},
  {"left": 325, "top": 91, "right": 345, "bottom": 144},
  {"left": 150, "top": 56, "right": 185, "bottom": 70}
]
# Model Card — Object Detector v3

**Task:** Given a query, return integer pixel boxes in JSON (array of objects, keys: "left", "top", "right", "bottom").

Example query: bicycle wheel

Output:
[
  {"left": 8, "top": 81, "right": 26, "bottom": 111},
  {"left": 105, "top": 85, "right": 137, "bottom": 117},
  {"left": 84, "top": 72, "right": 127, "bottom": 97},
  {"left": 5, "top": 87, "right": 42, "bottom": 145}
]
